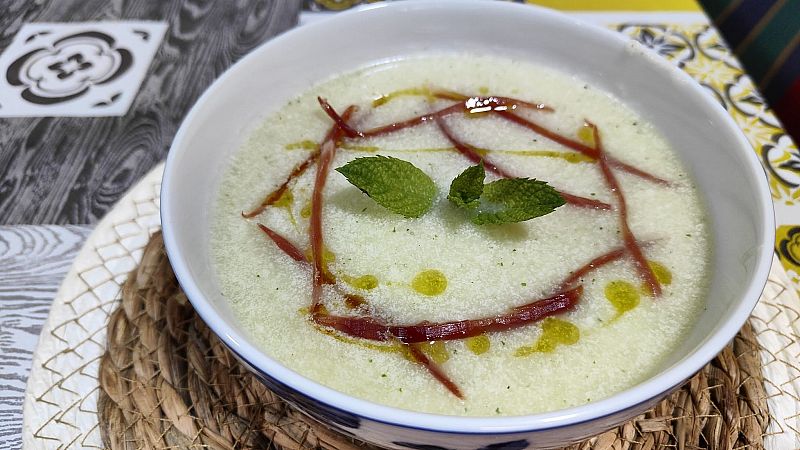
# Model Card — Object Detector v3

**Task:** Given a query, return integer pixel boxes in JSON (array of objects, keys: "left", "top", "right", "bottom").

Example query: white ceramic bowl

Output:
[{"left": 161, "top": 2, "right": 775, "bottom": 448}]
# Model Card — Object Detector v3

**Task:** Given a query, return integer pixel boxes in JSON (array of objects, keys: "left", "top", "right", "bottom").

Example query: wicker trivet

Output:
[{"left": 98, "top": 232, "right": 770, "bottom": 450}]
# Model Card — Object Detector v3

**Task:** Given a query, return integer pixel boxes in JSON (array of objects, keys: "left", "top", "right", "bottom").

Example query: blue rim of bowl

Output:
[{"left": 161, "top": 0, "right": 776, "bottom": 435}]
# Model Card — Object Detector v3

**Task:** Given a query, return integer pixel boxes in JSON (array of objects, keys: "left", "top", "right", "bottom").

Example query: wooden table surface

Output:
[
  {"left": 0, "top": 2, "right": 300, "bottom": 447},
  {"left": 0, "top": 0, "right": 301, "bottom": 226}
]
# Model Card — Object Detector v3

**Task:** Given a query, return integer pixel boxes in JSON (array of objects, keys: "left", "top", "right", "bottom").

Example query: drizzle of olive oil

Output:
[
  {"left": 305, "top": 246, "right": 336, "bottom": 280},
  {"left": 273, "top": 189, "right": 296, "bottom": 225},
  {"left": 373, "top": 87, "right": 436, "bottom": 107},
  {"left": 340, "top": 143, "right": 381, "bottom": 153},
  {"left": 466, "top": 335, "right": 491, "bottom": 355},
  {"left": 317, "top": 326, "right": 401, "bottom": 354},
  {"left": 285, "top": 140, "right": 318, "bottom": 151},
  {"left": 648, "top": 261, "right": 672, "bottom": 284},
  {"left": 641, "top": 260, "right": 673, "bottom": 295},
  {"left": 411, "top": 269, "right": 448, "bottom": 296},
  {"left": 481, "top": 148, "right": 592, "bottom": 163},
  {"left": 341, "top": 274, "right": 379, "bottom": 290},
  {"left": 470, "top": 146, "right": 489, "bottom": 157},
  {"left": 577, "top": 124, "right": 596, "bottom": 147},
  {"left": 298, "top": 304, "right": 328, "bottom": 317},
  {"left": 515, "top": 318, "right": 579, "bottom": 357},
  {"left": 604, "top": 280, "right": 640, "bottom": 315},
  {"left": 418, "top": 341, "right": 449, "bottom": 364},
  {"left": 372, "top": 86, "right": 467, "bottom": 107},
  {"left": 336, "top": 144, "right": 591, "bottom": 163},
  {"left": 304, "top": 246, "right": 336, "bottom": 264},
  {"left": 527, "top": 150, "right": 592, "bottom": 163},
  {"left": 300, "top": 199, "right": 312, "bottom": 219}
]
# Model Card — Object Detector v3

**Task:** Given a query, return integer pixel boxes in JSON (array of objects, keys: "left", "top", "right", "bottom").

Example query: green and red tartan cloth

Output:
[{"left": 701, "top": 0, "right": 800, "bottom": 140}]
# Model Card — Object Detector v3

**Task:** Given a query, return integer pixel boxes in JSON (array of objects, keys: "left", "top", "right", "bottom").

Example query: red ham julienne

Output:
[{"left": 242, "top": 90, "right": 667, "bottom": 399}]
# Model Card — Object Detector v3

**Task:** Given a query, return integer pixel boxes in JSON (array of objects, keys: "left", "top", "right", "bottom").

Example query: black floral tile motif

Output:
[
  {"left": 0, "top": 22, "right": 166, "bottom": 117},
  {"left": 762, "top": 134, "right": 800, "bottom": 191},
  {"left": 777, "top": 226, "right": 800, "bottom": 268},
  {"left": 7, "top": 31, "right": 132, "bottom": 105},
  {"left": 616, "top": 24, "right": 694, "bottom": 67}
]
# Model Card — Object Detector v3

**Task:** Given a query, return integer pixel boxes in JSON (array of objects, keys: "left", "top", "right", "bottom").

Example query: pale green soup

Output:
[{"left": 211, "top": 54, "right": 710, "bottom": 416}]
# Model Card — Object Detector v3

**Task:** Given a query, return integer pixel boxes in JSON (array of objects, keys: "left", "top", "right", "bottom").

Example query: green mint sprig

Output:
[
  {"left": 335, "top": 156, "right": 436, "bottom": 218},
  {"left": 448, "top": 163, "right": 565, "bottom": 225},
  {"left": 447, "top": 161, "right": 485, "bottom": 209},
  {"left": 470, "top": 177, "right": 565, "bottom": 225},
  {"left": 335, "top": 158, "right": 564, "bottom": 224}
]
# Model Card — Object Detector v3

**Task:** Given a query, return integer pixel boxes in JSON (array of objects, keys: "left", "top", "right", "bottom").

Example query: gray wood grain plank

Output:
[
  {"left": 0, "top": 225, "right": 92, "bottom": 450},
  {"left": 0, "top": 0, "right": 301, "bottom": 225}
]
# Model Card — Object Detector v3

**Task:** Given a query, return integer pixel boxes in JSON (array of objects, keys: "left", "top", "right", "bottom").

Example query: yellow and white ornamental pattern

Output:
[{"left": 616, "top": 23, "right": 800, "bottom": 294}]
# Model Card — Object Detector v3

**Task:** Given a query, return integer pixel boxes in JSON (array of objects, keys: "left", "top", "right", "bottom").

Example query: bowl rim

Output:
[{"left": 161, "top": 0, "right": 776, "bottom": 434}]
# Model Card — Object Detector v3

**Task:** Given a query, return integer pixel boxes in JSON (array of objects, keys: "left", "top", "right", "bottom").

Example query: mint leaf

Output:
[
  {"left": 448, "top": 162, "right": 485, "bottom": 209},
  {"left": 335, "top": 156, "right": 436, "bottom": 218},
  {"left": 472, "top": 178, "right": 565, "bottom": 225}
]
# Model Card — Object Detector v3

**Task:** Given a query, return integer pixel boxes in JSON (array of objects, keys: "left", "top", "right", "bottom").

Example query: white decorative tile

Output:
[{"left": 0, "top": 21, "right": 167, "bottom": 117}]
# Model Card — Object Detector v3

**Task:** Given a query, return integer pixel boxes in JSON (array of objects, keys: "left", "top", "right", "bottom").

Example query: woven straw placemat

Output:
[
  {"left": 21, "top": 160, "right": 799, "bottom": 450},
  {"left": 97, "top": 231, "right": 769, "bottom": 450}
]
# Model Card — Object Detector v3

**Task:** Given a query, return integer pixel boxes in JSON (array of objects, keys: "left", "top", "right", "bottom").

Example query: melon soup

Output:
[{"left": 210, "top": 54, "right": 710, "bottom": 417}]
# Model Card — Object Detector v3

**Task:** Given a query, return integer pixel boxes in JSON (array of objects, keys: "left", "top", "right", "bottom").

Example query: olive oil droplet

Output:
[
  {"left": 577, "top": 124, "right": 596, "bottom": 147},
  {"left": 305, "top": 246, "right": 336, "bottom": 264},
  {"left": 640, "top": 261, "right": 672, "bottom": 296},
  {"left": 273, "top": 189, "right": 296, "bottom": 225},
  {"left": 419, "top": 341, "right": 449, "bottom": 364},
  {"left": 412, "top": 269, "right": 448, "bottom": 296},
  {"left": 649, "top": 261, "right": 672, "bottom": 284},
  {"left": 300, "top": 200, "right": 312, "bottom": 218},
  {"left": 515, "top": 318, "right": 579, "bottom": 356},
  {"left": 605, "top": 280, "right": 640, "bottom": 314},
  {"left": 355, "top": 275, "right": 378, "bottom": 290},
  {"left": 466, "top": 335, "right": 491, "bottom": 355},
  {"left": 342, "top": 274, "right": 379, "bottom": 290},
  {"left": 305, "top": 246, "right": 336, "bottom": 280}
]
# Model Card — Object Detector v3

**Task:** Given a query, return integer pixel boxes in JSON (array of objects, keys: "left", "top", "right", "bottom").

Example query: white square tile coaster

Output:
[{"left": 0, "top": 21, "right": 167, "bottom": 117}]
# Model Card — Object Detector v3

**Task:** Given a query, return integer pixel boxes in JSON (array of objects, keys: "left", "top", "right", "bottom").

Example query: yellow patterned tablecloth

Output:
[{"left": 614, "top": 23, "right": 800, "bottom": 295}]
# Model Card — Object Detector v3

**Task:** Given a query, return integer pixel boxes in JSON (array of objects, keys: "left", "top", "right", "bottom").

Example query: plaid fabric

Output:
[{"left": 701, "top": 0, "right": 800, "bottom": 140}]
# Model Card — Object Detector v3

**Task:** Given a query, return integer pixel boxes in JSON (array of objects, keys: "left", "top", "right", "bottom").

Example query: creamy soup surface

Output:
[{"left": 211, "top": 54, "right": 711, "bottom": 416}]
